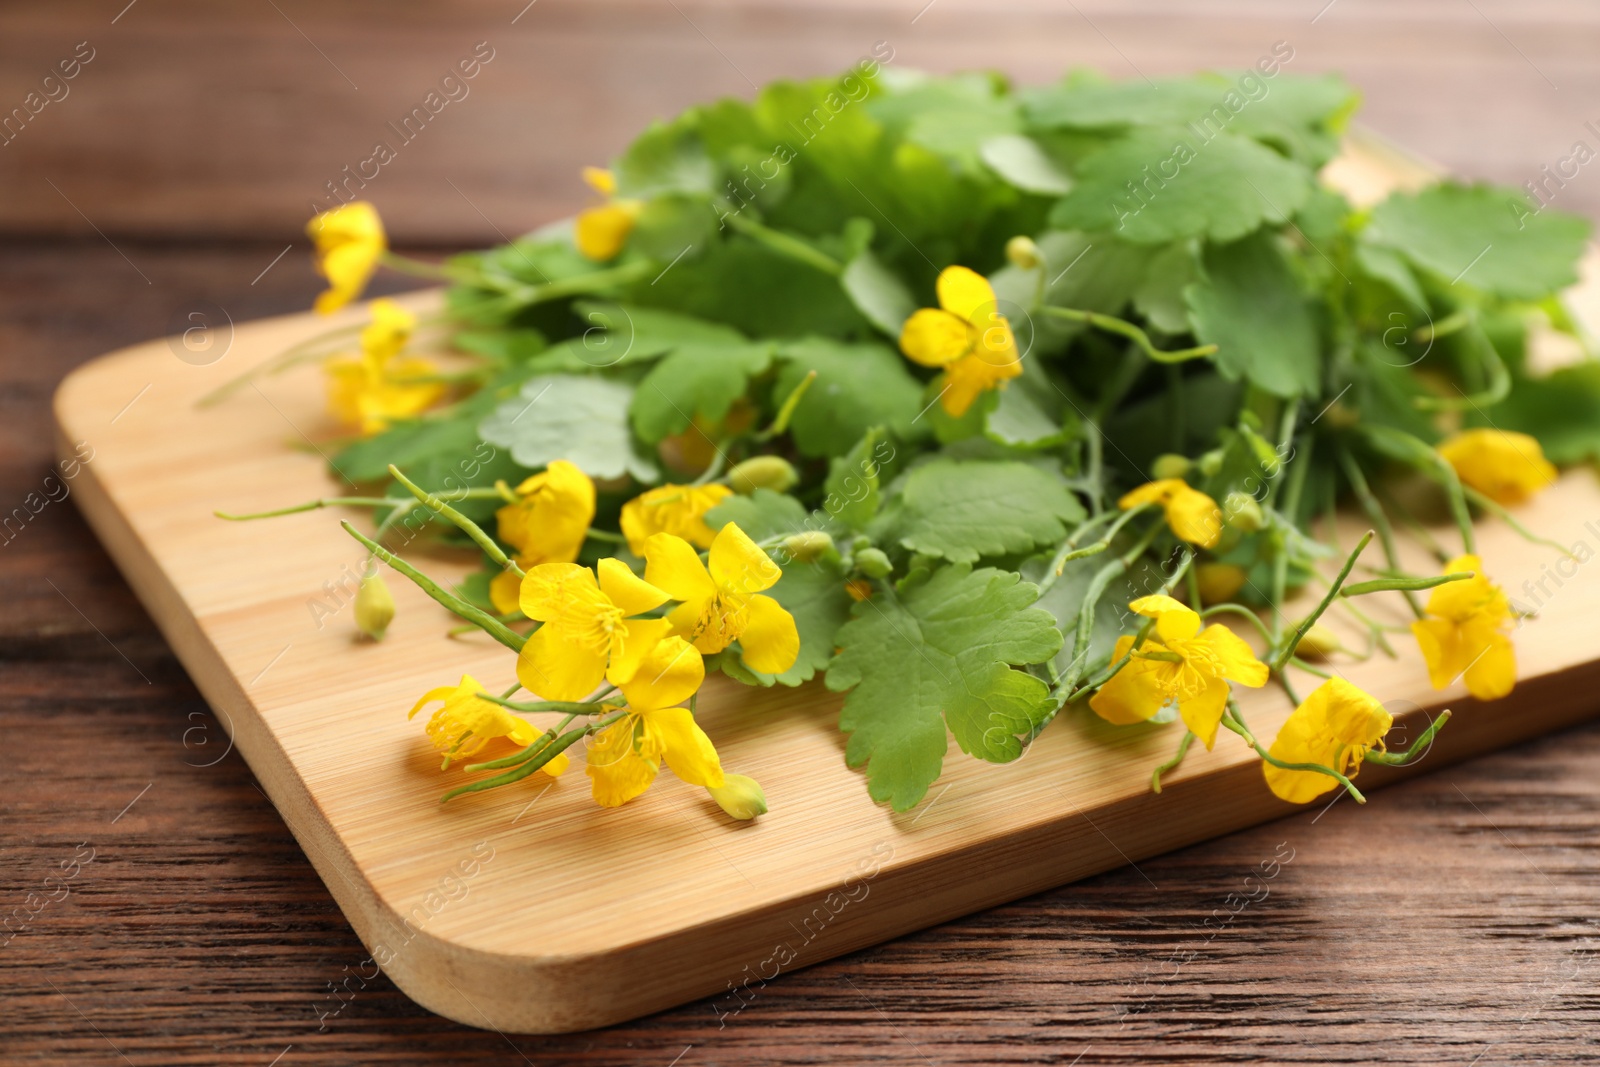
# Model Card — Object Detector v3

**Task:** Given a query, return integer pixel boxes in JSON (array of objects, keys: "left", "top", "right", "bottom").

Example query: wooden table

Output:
[{"left": 3, "top": 2, "right": 1598, "bottom": 1062}]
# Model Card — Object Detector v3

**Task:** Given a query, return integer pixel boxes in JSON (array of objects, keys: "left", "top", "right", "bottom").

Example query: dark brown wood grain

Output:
[{"left": 3, "top": 2, "right": 1600, "bottom": 1063}]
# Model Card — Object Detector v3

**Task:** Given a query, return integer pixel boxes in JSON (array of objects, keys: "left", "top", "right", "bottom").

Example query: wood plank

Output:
[
  {"left": 3, "top": 0, "right": 1598, "bottom": 241},
  {"left": 42, "top": 138, "right": 1600, "bottom": 1034}
]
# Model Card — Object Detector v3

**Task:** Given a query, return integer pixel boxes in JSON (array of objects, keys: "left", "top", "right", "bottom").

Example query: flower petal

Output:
[
  {"left": 575, "top": 201, "right": 639, "bottom": 261},
  {"left": 899, "top": 308, "right": 972, "bottom": 368},
  {"left": 597, "top": 557, "right": 670, "bottom": 617},
  {"left": 645, "top": 707, "right": 725, "bottom": 788},
  {"left": 1089, "top": 637, "right": 1170, "bottom": 725},
  {"left": 1411, "top": 616, "right": 1467, "bottom": 691},
  {"left": 586, "top": 716, "right": 658, "bottom": 807},
  {"left": 618, "top": 635, "right": 705, "bottom": 711},
  {"left": 516, "top": 624, "right": 608, "bottom": 702},
  {"left": 1178, "top": 674, "right": 1231, "bottom": 750},
  {"left": 1197, "top": 624, "right": 1270, "bottom": 687},
  {"left": 708, "top": 522, "right": 781, "bottom": 595},
  {"left": 517, "top": 562, "right": 599, "bottom": 623},
  {"left": 936, "top": 264, "right": 999, "bottom": 325},
  {"left": 607, "top": 617, "right": 676, "bottom": 687},
  {"left": 644, "top": 532, "right": 717, "bottom": 602},
  {"left": 1118, "top": 479, "right": 1181, "bottom": 511},
  {"left": 1165, "top": 485, "right": 1224, "bottom": 548},
  {"left": 739, "top": 594, "right": 800, "bottom": 675},
  {"left": 1461, "top": 625, "right": 1516, "bottom": 701}
]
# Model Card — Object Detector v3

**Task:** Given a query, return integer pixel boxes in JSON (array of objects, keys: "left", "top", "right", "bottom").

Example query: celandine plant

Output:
[{"left": 215, "top": 64, "right": 1593, "bottom": 820}]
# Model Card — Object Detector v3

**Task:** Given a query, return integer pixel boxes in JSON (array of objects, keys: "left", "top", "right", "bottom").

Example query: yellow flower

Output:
[
  {"left": 1118, "top": 478, "right": 1224, "bottom": 548},
  {"left": 620, "top": 483, "right": 733, "bottom": 555},
  {"left": 899, "top": 265, "right": 1022, "bottom": 417},
  {"left": 307, "top": 200, "right": 387, "bottom": 315},
  {"left": 574, "top": 167, "right": 642, "bottom": 261},
  {"left": 1438, "top": 429, "right": 1557, "bottom": 506},
  {"left": 515, "top": 558, "right": 676, "bottom": 702},
  {"left": 1411, "top": 553, "right": 1516, "bottom": 701},
  {"left": 408, "top": 674, "right": 571, "bottom": 775},
  {"left": 1089, "top": 594, "right": 1269, "bottom": 747},
  {"left": 1263, "top": 678, "right": 1393, "bottom": 804},
  {"left": 488, "top": 461, "right": 597, "bottom": 615},
  {"left": 586, "top": 635, "right": 722, "bottom": 806},
  {"left": 644, "top": 524, "right": 799, "bottom": 674},
  {"left": 325, "top": 299, "right": 444, "bottom": 436}
]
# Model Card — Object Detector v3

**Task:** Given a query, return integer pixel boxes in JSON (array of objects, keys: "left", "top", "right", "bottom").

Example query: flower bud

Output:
[
  {"left": 1293, "top": 623, "right": 1343, "bottom": 661},
  {"left": 1005, "top": 235, "right": 1044, "bottom": 271},
  {"left": 855, "top": 547, "right": 892, "bottom": 579},
  {"left": 1222, "top": 492, "right": 1265, "bottom": 533},
  {"left": 708, "top": 774, "right": 768, "bottom": 820},
  {"left": 1196, "top": 450, "right": 1223, "bottom": 477},
  {"left": 783, "top": 530, "right": 833, "bottom": 562},
  {"left": 1151, "top": 453, "right": 1191, "bottom": 480},
  {"left": 1195, "top": 562, "right": 1247, "bottom": 605},
  {"left": 728, "top": 456, "right": 798, "bottom": 495},
  {"left": 355, "top": 570, "right": 395, "bottom": 641}
]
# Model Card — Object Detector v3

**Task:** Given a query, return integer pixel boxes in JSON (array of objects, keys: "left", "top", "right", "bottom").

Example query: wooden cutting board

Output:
[{"left": 52, "top": 135, "right": 1600, "bottom": 1034}]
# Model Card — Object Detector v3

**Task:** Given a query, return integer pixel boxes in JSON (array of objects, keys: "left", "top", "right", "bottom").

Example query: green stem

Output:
[
  {"left": 342, "top": 521, "right": 526, "bottom": 652},
  {"left": 1038, "top": 504, "right": 1151, "bottom": 593},
  {"left": 1337, "top": 446, "right": 1424, "bottom": 618},
  {"left": 1363, "top": 709, "right": 1452, "bottom": 765},
  {"left": 215, "top": 487, "right": 506, "bottom": 522},
  {"left": 1342, "top": 571, "right": 1473, "bottom": 597},
  {"left": 1462, "top": 485, "right": 1576, "bottom": 558},
  {"left": 462, "top": 712, "right": 582, "bottom": 772},
  {"left": 1271, "top": 530, "right": 1372, "bottom": 672},
  {"left": 723, "top": 214, "right": 843, "bottom": 275},
  {"left": 1041, "top": 306, "right": 1217, "bottom": 364},
  {"left": 388, "top": 465, "right": 520, "bottom": 576},
  {"left": 1151, "top": 730, "right": 1196, "bottom": 794}
]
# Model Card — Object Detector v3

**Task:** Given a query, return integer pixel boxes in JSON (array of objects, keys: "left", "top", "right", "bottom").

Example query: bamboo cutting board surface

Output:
[{"left": 51, "top": 138, "right": 1600, "bottom": 1034}]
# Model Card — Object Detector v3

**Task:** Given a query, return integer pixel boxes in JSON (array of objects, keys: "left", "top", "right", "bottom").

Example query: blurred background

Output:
[{"left": 5, "top": 2, "right": 1599, "bottom": 1064}]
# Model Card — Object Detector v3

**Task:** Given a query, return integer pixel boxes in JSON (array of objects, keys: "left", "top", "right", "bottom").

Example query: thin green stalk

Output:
[
  {"left": 1363, "top": 709, "right": 1453, "bottom": 766},
  {"left": 440, "top": 726, "right": 590, "bottom": 801},
  {"left": 1337, "top": 446, "right": 1423, "bottom": 618},
  {"left": 1038, "top": 504, "right": 1151, "bottom": 594},
  {"left": 1041, "top": 306, "right": 1217, "bottom": 364},
  {"left": 1342, "top": 571, "right": 1473, "bottom": 597},
  {"left": 1271, "top": 529, "right": 1373, "bottom": 672},
  {"left": 215, "top": 487, "right": 506, "bottom": 522},
  {"left": 463, "top": 712, "right": 582, "bottom": 772},
  {"left": 388, "top": 464, "right": 519, "bottom": 576},
  {"left": 1151, "top": 730, "right": 1196, "bottom": 794},
  {"left": 724, "top": 214, "right": 843, "bottom": 275},
  {"left": 342, "top": 521, "right": 526, "bottom": 652},
  {"left": 1462, "top": 485, "right": 1576, "bottom": 558}
]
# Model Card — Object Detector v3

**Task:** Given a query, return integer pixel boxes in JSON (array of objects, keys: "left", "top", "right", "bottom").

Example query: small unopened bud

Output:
[
  {"left": 728, "top": 455, "right": 798, "bottom": 494},
  {"left": 855, "top": 547, "right": 892, "bottom": 579},
  {"left": 355, "top": 570, "right": 395, "bottom": 641},
  {"left": 1196, "top": 450, "right": 1223, "bottom": 477},
  {"left": 1293, "top": 623, "right": 1343, "bottom": 661},
  {"left": 708, "top": 774, "right": 768, "bottom": 820},
  {"left": 1005, "top": 235, "right": 1044, "bottom": 271},
  {"left": 1222, "top": 491, "right": 1265, "bottom": 533},
  {"left": 783, "top": 530, "right": 833, "bottom": 562},
  {"left": 1194, "top": 562, "right": 1247, "bottom": 605},
  {"left": 1151, "top": 453, "right": 1191, "bottom": 480}
]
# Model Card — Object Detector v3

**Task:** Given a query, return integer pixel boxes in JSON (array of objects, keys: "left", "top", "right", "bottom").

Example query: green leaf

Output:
[
  {"left": 896, "top": 459, "right": 1086, "bottom": 563},
  {"left": 775, "top": 338, "right": 927, "bottom": 458},
  {"left": 1132, "top": 240, "right": 1203, "bottom": 334},
  {"left": 978, "top": 134, "right": 1073, "bottom": 194},
  {"left": 1365, "top": 182, "right": 1592, "bottom": 300},
  {"left": 630, "top": 341, "right": 774, "bottom": 443},
  {"left": 1185, "top": 230, "right": 1321, "bottom": 397},
  {"left": 705, "top": 488, "right": 812, "bottom": 542},
  {"left": 823, "top": 429, "right": 892, "bottom": 531},
  {"left": 984, "top": 373, "right": 1071, "bottom": 450},
  {"left": 1049, "top": 127, "right": 1313, "bottom": 244},
  {"left": 826, "top": 564, "right": 1064, "bottom": 810},
  {"left": 1021, "top": 552, "right": 1159, "bottom": 680},
  {"left": 478, "top": 374, "right": 657, "bottom": 481},
  {"left": 841, "top": 246, "right": 917, "bottom": 336}
]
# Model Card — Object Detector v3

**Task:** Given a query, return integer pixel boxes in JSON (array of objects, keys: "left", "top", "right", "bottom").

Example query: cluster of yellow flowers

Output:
[
  {"left": 409, "top": 459, "right": 797, "bottom": 813},
  {"left": 895, "top": 263, "right": 1550, "bottom": 805},
  {"left": 294, "top": 190, "right": 1557, "bottom": 816}
]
